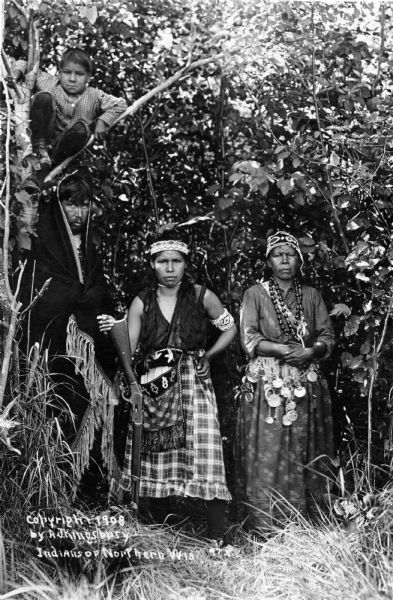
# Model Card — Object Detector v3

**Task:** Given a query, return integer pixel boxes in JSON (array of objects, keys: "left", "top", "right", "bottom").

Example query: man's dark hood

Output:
[{"left": 20, "top": 199, "right": 113, "bottom": 357}]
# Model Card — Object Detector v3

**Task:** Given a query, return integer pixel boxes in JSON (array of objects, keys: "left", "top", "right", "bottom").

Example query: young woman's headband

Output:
[{"left": 150, "top": 240, "right": 190, "bottom": 255}]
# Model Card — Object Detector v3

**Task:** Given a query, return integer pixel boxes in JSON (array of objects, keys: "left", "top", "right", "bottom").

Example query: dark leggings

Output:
[
  {"left": 206, "top": 498, "right": 227, "bottom": 539},
  {"left": 30, "top": 91, "right": 56, "bottom": 140},
  {"left": 29, "top": 91, "right": 90, "bottom": 164},
  {"left": 149, "top": 497, "right": 226, "bottom": 540}
]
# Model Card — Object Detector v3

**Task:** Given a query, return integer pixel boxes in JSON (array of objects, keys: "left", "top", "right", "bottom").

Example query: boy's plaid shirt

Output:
[{"left": 14, "top": 60, "right": 127, "bottom": 135}]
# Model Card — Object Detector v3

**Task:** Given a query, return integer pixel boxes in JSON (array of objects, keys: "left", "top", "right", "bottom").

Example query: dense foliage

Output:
[{"left": 3, "top": 0, "right": 393, "bottom": 481}]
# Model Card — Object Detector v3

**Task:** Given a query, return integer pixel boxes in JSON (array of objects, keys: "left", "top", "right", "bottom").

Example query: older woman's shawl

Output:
[{"left": 240, "top": 282, "right": 335, "bottom": 356}]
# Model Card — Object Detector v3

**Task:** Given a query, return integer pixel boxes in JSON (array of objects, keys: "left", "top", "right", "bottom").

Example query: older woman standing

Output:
[
  {"left": 237, "top": 231, "right": 335, "bottom": 532},
  {"left": 118, "top": 231, "right": 236, "bottom": 542}
]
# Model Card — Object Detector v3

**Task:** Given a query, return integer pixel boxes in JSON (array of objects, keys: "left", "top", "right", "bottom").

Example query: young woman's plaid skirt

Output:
[{"left": 121, "top": 354, "right": 231, "bottom": 501}]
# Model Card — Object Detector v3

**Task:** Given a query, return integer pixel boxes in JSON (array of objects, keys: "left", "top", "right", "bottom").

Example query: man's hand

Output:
[
  {"left": 5, "top": 72, "right": 22, "bottom": 89},
  {"left": 97, "top": 314, "right": 115, "bottom": 332},
  {"left": 94, "top": 119, "right": 107, "bottom": 141}
]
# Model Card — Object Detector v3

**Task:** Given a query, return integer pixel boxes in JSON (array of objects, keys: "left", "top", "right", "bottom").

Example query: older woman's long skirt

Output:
[
  {"left": 121, "top": 354, "right": 231, "bottom": 501},
  {"left": 235, "top": 375, "right": 334, "bottom": 531}
]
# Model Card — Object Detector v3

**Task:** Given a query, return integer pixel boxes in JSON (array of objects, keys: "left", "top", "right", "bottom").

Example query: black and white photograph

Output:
[{"left": 1, "top": 1, "right": 393, "bottom": 598}]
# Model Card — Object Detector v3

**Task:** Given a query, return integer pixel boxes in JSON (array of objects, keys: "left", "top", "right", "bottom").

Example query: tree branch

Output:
[
  {"left": 12, "top": 260, "right": 25, "bottom": 301},
  {"left": 0, "top": 301, "right": 22, "bottom": 409},
  {"left": 139, "top": 117, "right": 159, "bottom": 225},
  {"left": 1, "top": 48, "right": 24, "bottom": 101},
  {"left": 372, "top": 2, "right": 385, "bottom": 96},
  {"left": 310, "top": 5, "right": 349, "bottom": 254},
  {"left": 44, "top": 53, "right": 224, "bottom": 184},
  {"left": 19, "top": 277, "right": 52, "bottom": 317},
  {"left": 111, "top": 53, "right": 223, "bottom": 128},
  {"left": 10, "top": 0, "right": 29, "bottom": 20},
  {"left": 1, "top": 75, "right": 14, "bottom": 303},
  {"left": 366, "top": 293, "right": 393, "bottom": 479}
]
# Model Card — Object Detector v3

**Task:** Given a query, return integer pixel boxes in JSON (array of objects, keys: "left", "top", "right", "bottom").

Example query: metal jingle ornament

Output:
[
  {"left": 265, "top": 416, "right": 274, "bottom": 424},
  {"left": 273, "top": 378, "right": 283, "bottom": 389},
  {"left": 244, "top": 391, "right": 254, "bottom": 403},
  {"left": 294, "top": 386, "right": 306, "bottom": 398},
  {"left": 264, "top": 385, "right": 274, "bottom": 395},
  {"left": 282, "top": 415, "right": 292, "bottom": 426},
  {"left": 267, "top": 394, "right": 281, "bottom": 408},
  {"left": 307, "top": 369, "right": 318, "bottom": 383},
  {"left": 247, "top": 372, "right": 258, "bottom": 383},
  {"left": 280, "top": 386, "right": 291, "bottom": 399},
  {"left": 286, "top": 400, "right": 297, "bottom": 411},
  {"left": 286, "top": 409, "right": 298, "bottom": 422}
]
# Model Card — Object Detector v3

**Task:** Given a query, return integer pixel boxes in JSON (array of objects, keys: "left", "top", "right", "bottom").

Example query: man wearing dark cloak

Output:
[{"left": 19, "top": 172, "right": 119, "bottom": 494}]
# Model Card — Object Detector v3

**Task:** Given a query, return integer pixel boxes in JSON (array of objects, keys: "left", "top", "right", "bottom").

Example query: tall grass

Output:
[
  {"left": 0, "top": 351, "right": 78, "bottom": 593},
  {"left": 1, "top": 502, "right": 392, "bottom": 600},
  {"left": 1, "top": 351, "right": 393, "bottom": 599}
]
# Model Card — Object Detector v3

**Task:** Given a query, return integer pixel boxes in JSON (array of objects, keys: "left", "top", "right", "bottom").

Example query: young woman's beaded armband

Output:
[{"left": 210, "top": 308, "right": 234, "bottom": 331}]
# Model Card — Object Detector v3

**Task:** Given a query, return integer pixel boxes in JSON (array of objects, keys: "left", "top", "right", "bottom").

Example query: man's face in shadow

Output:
[{"left": 61, "top": 197, "right": 90, "bottom": 234}]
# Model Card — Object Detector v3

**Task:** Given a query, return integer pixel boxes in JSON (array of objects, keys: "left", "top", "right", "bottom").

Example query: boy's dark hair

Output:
[
  {"left": 59, "top": 48, "right": 93, "bottom": 74},
  {"left": 58, "top": 172, "right": 93, "bottom": 203}
]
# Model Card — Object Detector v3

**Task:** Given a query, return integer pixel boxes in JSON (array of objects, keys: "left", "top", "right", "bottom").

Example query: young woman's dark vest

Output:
[{"left": 138, "top": 279, "right": 207, "bottom": 354}]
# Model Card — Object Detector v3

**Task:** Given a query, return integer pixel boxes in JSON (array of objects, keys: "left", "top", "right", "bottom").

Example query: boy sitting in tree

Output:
[{"left": 12, "top": 47, "right": 127, "bottom": 171}]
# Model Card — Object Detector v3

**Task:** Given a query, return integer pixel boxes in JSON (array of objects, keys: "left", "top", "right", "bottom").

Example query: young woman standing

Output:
[{"left": 111, "top": 231, "right": 236, "bottom": 542}]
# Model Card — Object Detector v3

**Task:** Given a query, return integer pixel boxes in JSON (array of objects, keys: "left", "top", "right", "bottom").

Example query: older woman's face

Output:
[
  {"left": 268, "top": 244, "right": 300, "bottom": 281},
  {"left": 151, "top": 250, "right": 186, "bottom": 288}
]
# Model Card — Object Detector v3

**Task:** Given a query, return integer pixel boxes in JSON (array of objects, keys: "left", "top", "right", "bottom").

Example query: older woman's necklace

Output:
[{"left": 268, "top": 277, "right": 304, "bottom": 339}]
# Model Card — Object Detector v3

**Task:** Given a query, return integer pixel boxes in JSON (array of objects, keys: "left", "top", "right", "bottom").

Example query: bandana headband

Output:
[
  {"left": 266, "top": 231, "right": 303, "bottom": 263},
  {"left": 150, "top": 240, "right": 190, "bottom": 255}
]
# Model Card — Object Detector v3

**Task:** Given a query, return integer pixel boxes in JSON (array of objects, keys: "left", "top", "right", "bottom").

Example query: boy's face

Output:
[{"left": 58, "top": 61, "right": 89, "bottom": 95}]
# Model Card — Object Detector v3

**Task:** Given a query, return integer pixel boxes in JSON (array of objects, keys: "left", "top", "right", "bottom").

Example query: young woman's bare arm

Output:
[
  {"left": 202, "top": 289, "right": 237, "bottom": 363},
  {"left": 127, "top": 296, "right": 144, "bottom": 355}
]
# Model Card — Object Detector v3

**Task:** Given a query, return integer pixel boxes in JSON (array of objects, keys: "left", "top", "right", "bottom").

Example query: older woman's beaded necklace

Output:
[{"left": 268, "top": 277, "right": 303, "bottom": 339}]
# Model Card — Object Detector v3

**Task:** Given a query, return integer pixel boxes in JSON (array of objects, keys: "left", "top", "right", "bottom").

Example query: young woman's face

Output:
[
  {"left": 151, "top": 250, "right": 187, "bottom": 288},
  {"left": 268, "top": 244, "right": 300, "bottom": 282}
]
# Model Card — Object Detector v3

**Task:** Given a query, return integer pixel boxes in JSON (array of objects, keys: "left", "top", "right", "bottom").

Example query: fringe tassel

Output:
[
  {"left": 66, "top": 315, "right": 120, "bottom": 500},
  {"left": 142, "top": 421, "right": 186, "bottom": 452}
]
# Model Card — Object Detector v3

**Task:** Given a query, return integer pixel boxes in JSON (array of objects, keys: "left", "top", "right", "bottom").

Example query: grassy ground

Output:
[
  {"left": 1, "top": 362, "right": 392, "bottom": 600},
  {"left": 1, "top": 496, "right": 392, "bottom": 600}
]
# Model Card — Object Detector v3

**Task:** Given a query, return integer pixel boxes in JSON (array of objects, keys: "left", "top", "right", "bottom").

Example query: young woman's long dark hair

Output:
[{"left": 139, "top": 230, "right": 207, "bottom": 352}]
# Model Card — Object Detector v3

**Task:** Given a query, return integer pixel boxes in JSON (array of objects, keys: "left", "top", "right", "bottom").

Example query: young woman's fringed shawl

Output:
[
  {"left": 136, "top": 281, "right": 207, "bottom": 452},
  {"left": 66, "top": 316, "right": 122, "bottom": 499}
]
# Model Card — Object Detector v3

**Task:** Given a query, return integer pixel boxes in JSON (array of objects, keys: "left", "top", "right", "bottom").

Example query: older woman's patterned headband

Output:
[
  {"left": 150, "top": 240, "right": 190, "bottom": 255},
  {"left": 266, "top": 231, "right": 303, "bottom": 263}
]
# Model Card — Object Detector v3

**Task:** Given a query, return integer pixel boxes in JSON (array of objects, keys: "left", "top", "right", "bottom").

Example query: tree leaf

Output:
[
  {"left": 277, "top": 177, "right": 294, "bottom": 196},
  {"left": 330, "top": 303, "right": 351, "bottom": 317},
  {"left": 329, "top": 151, "right": 340, "bottom": 167},
  {"left": 86, "top": 6, "right": 98, "bottom": 25},
  {"left": 344, "top": 316, "right": 362, "bottom": 336}
]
